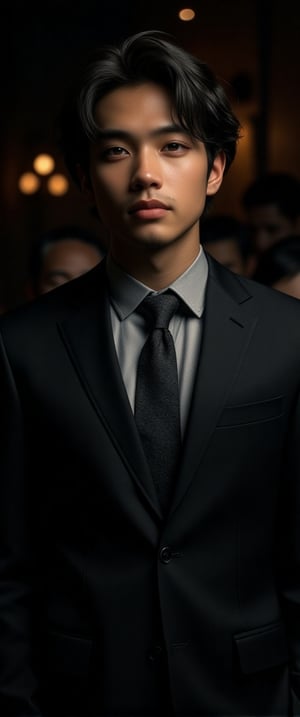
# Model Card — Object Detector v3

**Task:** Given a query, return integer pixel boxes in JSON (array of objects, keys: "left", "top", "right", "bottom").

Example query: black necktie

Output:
[{"left": 134, "top": 292, "right": 181, "bottom": 513}]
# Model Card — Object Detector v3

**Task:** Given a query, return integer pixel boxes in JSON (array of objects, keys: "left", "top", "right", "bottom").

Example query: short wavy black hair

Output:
[{"left": 58, "top": 30, "right": 241, "bottom": 187}]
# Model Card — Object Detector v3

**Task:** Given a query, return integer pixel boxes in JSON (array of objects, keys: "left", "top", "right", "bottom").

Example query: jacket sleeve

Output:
[
  {"left": 277, "top": 390, "right": 300, "bottom": 713},
  {"left": 0, "top": 332, "right": 41, "bottom": 715}
]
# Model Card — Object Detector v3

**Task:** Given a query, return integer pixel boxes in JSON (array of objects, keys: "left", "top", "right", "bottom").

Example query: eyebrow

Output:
[{"left": 94, "top": 124, "right": 190, "bottom": 142}]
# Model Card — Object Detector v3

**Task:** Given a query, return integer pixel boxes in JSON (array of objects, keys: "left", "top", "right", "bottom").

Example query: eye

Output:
[
  {"left": 102, "top": 146, "right": 129, "bottom": 160},
  {"left": 162, "top": 141, "right": 188, "bottom": 153}
]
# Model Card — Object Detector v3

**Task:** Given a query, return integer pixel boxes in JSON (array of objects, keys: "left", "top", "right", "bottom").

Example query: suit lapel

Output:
[
  {"left": 170, "top": 257, "right": 258, "bottom": 515},
  {"left": 56, "top": 258, "right": 258, "bottom": 520},
  {"left": 57, "top": 263, "right": 162, "bottom": 518}
]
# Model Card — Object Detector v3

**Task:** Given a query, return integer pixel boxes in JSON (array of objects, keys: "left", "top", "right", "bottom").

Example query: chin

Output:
[{"left": 133, "top": 231, "right": 175, "bottom": 248}]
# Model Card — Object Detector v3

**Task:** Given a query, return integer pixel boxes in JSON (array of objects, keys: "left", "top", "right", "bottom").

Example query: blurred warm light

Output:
[
  {"left": 179, "top": 8, "right": 195, "bottom": 21},
  {"left": 47, "top": 173, "right": 69, "bottom": 196},
  {"left": 33, "top": 153, "right": 55, "bottom": 175},
  {"left": 18, "top": 172, "right": 41, "bottom": 194}
]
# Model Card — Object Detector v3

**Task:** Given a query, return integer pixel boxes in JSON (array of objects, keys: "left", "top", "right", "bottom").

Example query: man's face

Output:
[
  {"left": 273, "top": 272, "right": 300, "bottom": 300},
  {"left": 38, "top": 239, "right": 102, "bottom": 294},
  {"left": 84, "top": 83, "right": 224, "bottom": 270},
  {"left": 246, "top": 203, "right": 296, "bottom": 253},
  {"left": 203, "top": 238, "right": 247, "bottom": 275}
]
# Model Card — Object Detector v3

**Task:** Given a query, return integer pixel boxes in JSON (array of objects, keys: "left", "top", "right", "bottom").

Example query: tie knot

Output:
[{"left": 137, "top": 292, "right": 180, "bottom": 330}]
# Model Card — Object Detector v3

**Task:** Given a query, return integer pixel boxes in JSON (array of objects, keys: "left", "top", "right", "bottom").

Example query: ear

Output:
[
  {"left": 76, "top": 163, "right": 95, "bottom": 207},
  {"left": 206, "top": 151, "right": 226, "bottom": 197}
]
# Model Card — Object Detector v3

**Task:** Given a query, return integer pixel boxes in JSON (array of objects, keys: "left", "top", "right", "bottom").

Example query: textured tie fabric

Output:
[{"left": 134, "top": 291, "right": 181, "bottom": 513}]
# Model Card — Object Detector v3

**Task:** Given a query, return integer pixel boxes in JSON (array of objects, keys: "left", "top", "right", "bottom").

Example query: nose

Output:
[{"left": 129, "top": 148, "right": 162, "bottom": 192}]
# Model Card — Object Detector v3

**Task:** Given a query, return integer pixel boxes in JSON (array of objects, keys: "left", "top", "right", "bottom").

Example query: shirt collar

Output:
[{"left": 106, "top": 247, "right": 208, "bottom": 320}]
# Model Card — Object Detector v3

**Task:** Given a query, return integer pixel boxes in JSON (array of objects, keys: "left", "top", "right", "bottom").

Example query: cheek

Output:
[
  {"left": 90, "top": 161, "right": 123, "bottom": 194},
  {"left": 180, "top": 172, "right": 207, "bottom": 210},
  {"left": 172, "top": 162, "right": 207, "bottom": 193},
  {"left": 90, "top": 173, "right": 122, "bottom": 212},
  {"left": 90, "top": 173, "right": 128, "bottom": 232}
]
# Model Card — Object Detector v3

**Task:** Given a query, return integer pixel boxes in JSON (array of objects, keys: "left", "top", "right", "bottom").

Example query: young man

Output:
[{"left": 0, "top": 30, "right": 300, "bottom": 717}]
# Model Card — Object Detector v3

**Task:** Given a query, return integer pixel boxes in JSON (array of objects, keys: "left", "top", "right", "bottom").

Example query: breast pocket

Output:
[
  {"left": 217, "top": 395, "right": 284, "bottom": 428},
  {"left": 234, "top": 620, "right": 289, "bottom": 675},
  {"left": 45, "top": 629, "right": 92, "bottom": 675}
]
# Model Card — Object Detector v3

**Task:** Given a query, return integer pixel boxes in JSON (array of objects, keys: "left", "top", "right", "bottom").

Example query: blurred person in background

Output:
[
  {"left": 242, "top": 172, "right": 300, "bottom": 256},
  {"left": 201, "top": 214, "right": 256, "bottom": 276},
  {"left": 253, "top": 234, "right": 300, "bottom": 299},
  {"left": 26, "top": 224, "right": 106, "bottom": 298}
]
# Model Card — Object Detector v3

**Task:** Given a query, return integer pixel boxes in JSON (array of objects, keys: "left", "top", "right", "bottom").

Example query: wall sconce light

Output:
[
  {"left": 178, "top": 8, "right": 196, "bottom": 21},
  {"left": 18, "top": 151, "right": 69, "bottom": 197},
  {"left": 33, "top": 153, "right": 55, "bottom": 175},
  {"left": 47, "top": 174, "right": 69, "bottom": 196},
  {"left": 18, "top": 172, "right": 41, "bottom": 195}
]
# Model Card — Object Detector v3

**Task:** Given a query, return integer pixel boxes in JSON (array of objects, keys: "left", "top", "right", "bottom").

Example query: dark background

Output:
[{"left": 1, "top": 0, "right": 299, "bottom": 308}]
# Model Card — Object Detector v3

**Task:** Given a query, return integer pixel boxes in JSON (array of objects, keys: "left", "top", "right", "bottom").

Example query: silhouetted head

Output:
[
  {"left": 201, "top": 214, "right": 255, "bottom": 275},
  {"left": 242, "top": 172, "right": 300, "bottom": 253},
  {"left": 253, "top": 235, "right": 300, "bottom": 299},
  {"left": 28, "top": 225, "right": 105, "bottom": 297}
]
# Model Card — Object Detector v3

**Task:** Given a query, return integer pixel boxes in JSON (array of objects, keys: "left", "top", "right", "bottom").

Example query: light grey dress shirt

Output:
[{"left": 106, "top": 248, "right": 208, "bottom": 435}]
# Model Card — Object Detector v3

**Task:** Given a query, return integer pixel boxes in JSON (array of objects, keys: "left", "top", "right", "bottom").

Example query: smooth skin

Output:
[
  {"left": 81, "top": 82, "right": 226, "bottom": 290},
  {"left": 203, "top": 238, "right": 247, "bottom": 275},
  {"left": 273, "top": 272, "right": 300, "bottom": 299}
]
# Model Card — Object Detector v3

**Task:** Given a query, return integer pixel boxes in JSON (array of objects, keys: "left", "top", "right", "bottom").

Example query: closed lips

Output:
[{"left": 128, "top": 200, "right": 170, "bottom": 213}]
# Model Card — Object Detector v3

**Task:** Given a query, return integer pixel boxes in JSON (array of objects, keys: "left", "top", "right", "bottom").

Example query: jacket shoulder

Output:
[{"left": 207, "top": 253, "right": 300, "bottom": 318}]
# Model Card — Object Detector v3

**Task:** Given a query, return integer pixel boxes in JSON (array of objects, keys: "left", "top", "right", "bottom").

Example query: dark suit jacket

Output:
[{"left": 0, "top": 255, "right": 300, "bottom": 716}]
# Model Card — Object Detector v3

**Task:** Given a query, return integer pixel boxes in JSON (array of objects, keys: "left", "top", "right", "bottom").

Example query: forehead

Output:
[
  {"left": 213, "top": 238, "right": 241, "bottom": 254},
  {"left": 274, "top": 272, "right": 300, "bottom": 299},
  {"left": 205, "top": 238, "right": 242, "bottom": 261},
  {"left": 93, "top": 82, "right": 176, "bottom": 131},
  {"left": 43, "top": 240, "right": 100, "bottom": 264}
]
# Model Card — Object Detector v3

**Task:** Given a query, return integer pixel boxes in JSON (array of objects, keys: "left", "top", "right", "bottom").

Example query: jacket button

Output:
[{"left": 159, "top": 546, "right": 172, "bottom": 564}]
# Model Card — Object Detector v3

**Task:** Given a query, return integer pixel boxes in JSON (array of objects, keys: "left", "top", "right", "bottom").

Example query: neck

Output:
[{"left": 109, "top": 236, "right": 201, "bottom": 290}]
